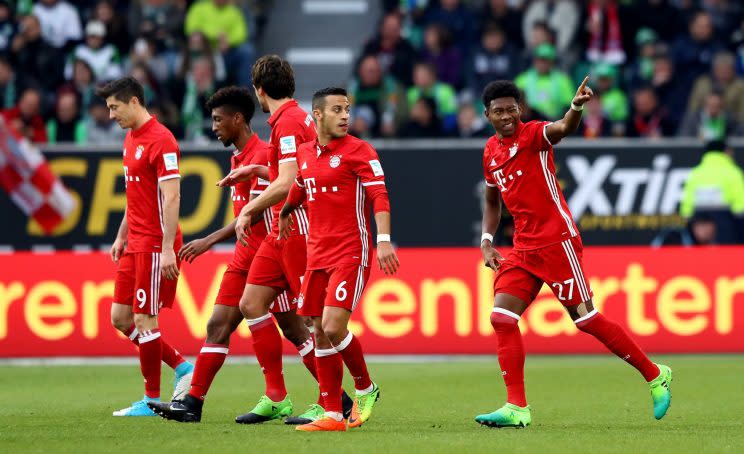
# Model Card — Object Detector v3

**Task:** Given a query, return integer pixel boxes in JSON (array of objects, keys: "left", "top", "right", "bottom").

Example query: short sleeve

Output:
[
  {"left": 534, "top": 121, "right": 555, "bottom": 147},
  {"left": 483, "top": 143, "right": 498, "bottom": 187},
  {"left": 150, "top": 135, "right": 181, "bottom": 181},
  {"left": 250, "top": 144, "right": 270, "bottom": 194},
  {"left": 351, "top": 143, "right": 386, "bottom": 187},
  {"left": 274, "top": 121, "right": 305, "bottom": 165}
]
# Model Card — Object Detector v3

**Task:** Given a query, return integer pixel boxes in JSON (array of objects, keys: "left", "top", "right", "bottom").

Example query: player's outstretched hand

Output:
[
  {"left": 377, "top": 242, "right": 400, "bottom": 275},
  {"left": 481, "top": 244, "right": 505, "bottom": 271},
  {"left": 179, "top": 237, "right": 210, "bottom": 263},
  {"left": 161, "top": 248, "right": 180, "bottom": 280},
  {"left": 110, "top": 237, "right": 126, "bottom": 263},
  {"left": 572, "top": 76, "right": 594, "bottom": 107},
  {"left": 278, "top": 213, "right": 294, "bottom": 240},
  {"left": 235, "top": 212, "right": 252, "bottom": 246},
  {"left": 216, "top": 165, "right": 258, "bottom": 187}
]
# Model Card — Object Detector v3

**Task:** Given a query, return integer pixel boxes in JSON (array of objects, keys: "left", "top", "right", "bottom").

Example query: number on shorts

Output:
[
  {"left": 335, "top": 281, "right": 348, "bottom": 301},
  {"left": 551, "top": 278, "right": 575, "bottom": 302},
  {"left": 136, "top": 288, "right": 147, "bottom": 308}
]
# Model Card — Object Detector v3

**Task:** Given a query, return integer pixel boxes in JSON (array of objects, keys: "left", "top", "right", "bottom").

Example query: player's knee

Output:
[
  {"left": 110, "top": 312, "right": 131, "bottom": 333},
  {"left": 490, "top": 309, "right": 520, "bottom": 331},
  {"left": 239, "top": 297, "right": 261, "bottom": 319},
  {"left": 321, "top": 319, "right": 345, "bottom": 345}
]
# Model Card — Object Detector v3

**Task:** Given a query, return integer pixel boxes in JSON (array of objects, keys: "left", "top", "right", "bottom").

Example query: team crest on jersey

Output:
[
  {"left": 509, "top": 143, "right": 518, "bottom": 158},
  {"left": 135, "top": 145, "right": 145, "bottom": 160},
  {"left": 329, "top": 155, "right": 341, "bottom": 168},
  {"left": 296, "top": 293, "right": 304, "bottom": 309}
]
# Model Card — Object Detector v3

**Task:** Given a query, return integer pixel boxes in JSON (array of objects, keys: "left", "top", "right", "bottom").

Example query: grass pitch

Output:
[{"left": 1, "top": 355, "right": 742, "bottom": 453}]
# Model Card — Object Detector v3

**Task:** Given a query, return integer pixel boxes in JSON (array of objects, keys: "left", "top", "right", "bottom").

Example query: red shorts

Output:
[
  {"left": 298, "top": 264, "right": 370, "bottom": 317},
  {"left": 216, "top": 264, "right": 295, "bottom": 313},
  {"left": 247, "top": 234, "right": 307, "bottom": 296},
  {"left": 494, "top": 236, "right": 593, "bottom": 307},
  {"left": 113, "top": 251, "right": 181, "bottom": 315}
]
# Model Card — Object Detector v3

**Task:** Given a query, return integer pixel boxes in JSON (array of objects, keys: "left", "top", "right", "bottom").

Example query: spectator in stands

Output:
[
  {"left": 10, "top": 15, "right": 65, "bottom": 92},
  {"left": 593, "top": 62, "right": 627, "bottom": 135},
  {"left": 680, "top": 140, "right": 744, "bottom": 244},
  {"left": 361, "top": 12, "right": 417, "bottom": 86},
  {"left": 627, "top": 28, "right": 659, "bottom": 88},
  {"left": 0, "top": 56, "right": 20, "bottom": 109},
  {"left": 577, "top": 97, "right": 614, "bottom": 138},
  {"left": 176, "top": 32, "right": 227, "bottom": 83},
  {"left": 649, "top": 51, "right": 687, "bottom": 125},
  {"left": 478, "top": 0, "right": 523, "bottom": 49},
  {"left": 523, "top": 0, "right": 580, "bottom": 67},
  {"left": 185, "top": 0, "right": 254, "bottom": 87},
  {"left": 347, "top": 54, "right": 404, "bottom": 137},
  {"left": 64, "top": 20, "right": 122, "bottom": 82},
  {"left": 672, "top": 11, "right": 725, "bottom": 94},
  {"left": 700, "top": 0, "right": 741, "bottom": 38},
  {"left": 466, "top": 24, "right": 519, "bottom": 101},
  {"left": 585, "top": 0, "right": 626, "bottom": 65},
  {"left": 456, "top": 103, "right": 490, "bottom": 138},
  {"left": 349, "top": 104, "right": 376, "bottom": 139},
  {"left": 627, "top": 0, "right": 684, "bottom": 45},
  {"left": 129, "top": 61, "right": 158, "bottom": 104},
  {"left": 80, "top": 95, "right": 125, "bottom": 144},
  {"left": 32, "top": 0, "right": 82, "bottom": 51},
  {"left": 180, "top": 57, "right": 219, "bottom": 142},
  {"left": 515, "top": 43, "right": 573, "bottom": 120},
  {"left": 64, "top": 58, "right": 95, "bottom": 114},
  {"left": 686, "top": 51, "right": 744, "bottom": 126},
  {"left": 1, "top": 87, "right": 47, "bottom": 143},
  {"left": 129, "top": 0, "right": 185, "bottom": 53},
  {"left": 407, "top": 61, "right": 457, "bottom": 133},
  {"left": 400, "top": 97, "right": 443, "bottom": 138},
  {"left": 124, "top": 36, "right": 170, "bottom": 83},
  {"left": 421, "top": 0, "right": 475, "bottom": 53},
  {"left": 46, "top": 89, "right": 84, "bottom": 143},
  {"left": 419, "top": 23, "right": 462, "bottom": 89},
  {"left": 679, "top": 91, "right": 742, "bottom": 140},
  {"left": 0, "top": 0, "right": 16, "bottom": 55},
  {"left": 93, "top": 1, "right": 130, "bottom": 55},
  {"left": 625, "top": 85, "right": 675, "bottom": 137},
  {"left": 521, "top": 21, "right": 555, "bottom": 72}
]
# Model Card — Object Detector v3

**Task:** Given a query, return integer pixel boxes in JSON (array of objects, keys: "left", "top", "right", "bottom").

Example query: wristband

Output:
[
  {"left": 571, "top": 102, "right": 584, "bottom": 112},
  {"left": 377, "top": 234, "right": 391, "bottom": 243},
  {"left": 481, "top": 233, "right": 494, "bottom": 244}
]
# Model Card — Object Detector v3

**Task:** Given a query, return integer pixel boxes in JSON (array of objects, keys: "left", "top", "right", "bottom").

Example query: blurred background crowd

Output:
[{"left": 3, "top": 0, "right": 744, "bottom": 143}]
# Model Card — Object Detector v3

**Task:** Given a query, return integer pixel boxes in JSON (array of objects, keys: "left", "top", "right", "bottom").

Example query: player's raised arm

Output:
[
  {"left": 216, "top": 164, "right": 269, "bottom": 187},
  {"left": 481, "top": 184, "right": 504, "bottom": 270},
  {"left": 159, "top": 177, "right": 181, "bottom": 280},
  {"left": 110, "top": 208, "right": 128, "bottom": 263},
  {"left": 545, "top": 76, "right": 594, "bottom": 145}
]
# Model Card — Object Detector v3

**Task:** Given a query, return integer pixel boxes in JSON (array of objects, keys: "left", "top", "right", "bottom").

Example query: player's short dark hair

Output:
[
  {"left": 251, "top": 55, "right": 295, "bottom": 99},
  {"left": 95, "top": 76, "right": 145, "bottom": 105},
  {"left": 482, "top": 80, "right": 521, "bottom": 107},
  {"left": 205, "top": 86, "right": 255, "bottom": 124},
  {"left": 312, "top": 87, "right": 348, "bottom": 110}
]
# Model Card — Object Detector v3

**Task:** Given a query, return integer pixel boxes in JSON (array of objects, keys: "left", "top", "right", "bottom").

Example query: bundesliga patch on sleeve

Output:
[
  {"left": 279, "top": 136, "right": 296, "bottom": 155},
  {"left": 369, "top": 159, "right": 384, "bottom": 176},
  {"left": 163, "top": 152, "right": 179, "bottom": 171}
]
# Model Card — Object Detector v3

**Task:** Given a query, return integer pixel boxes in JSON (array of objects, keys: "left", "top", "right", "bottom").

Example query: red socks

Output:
[
  {"left": 490, "top": 309, "right": 527, "bottom": 407},
  {"left": 125, "top": 324, "right": 185, "bottom": 370},
  {"left": 296, "top": 338, "right": 324, "bottom": 405},
  {"left": 138, "top": 328, "right": 162, "bottom": 399},
  {"left": 247, "top": 314, "right": 287, "bottom": 401},
  {"left": 315, "top": 348, "right": 343, "bottom": 413},
  {"left": 188, "top": 343, "right": 229, "bottom": 400},
  {"left": 576, "top": 312, "right": 660, "bottom": 381},
  {"left": 335, "top": 332, "right": 372, "bottom": 392}
]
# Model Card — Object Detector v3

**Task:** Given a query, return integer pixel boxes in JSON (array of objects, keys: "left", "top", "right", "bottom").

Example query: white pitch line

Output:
[
  {"left": 286, "top": 48, "right": 353, "bottom": 65},
  {"left": 303, "top": 0, "right": 368, "bottom": 14}
]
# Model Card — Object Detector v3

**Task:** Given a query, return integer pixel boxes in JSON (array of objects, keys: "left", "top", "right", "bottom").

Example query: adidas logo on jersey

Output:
[{"left": 301, "top": 162, "right": 308, "bottom": 170}]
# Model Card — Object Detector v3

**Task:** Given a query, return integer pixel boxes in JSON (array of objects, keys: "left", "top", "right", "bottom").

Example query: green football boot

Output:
[
  {"left": 649, "top": 364, "right": 673, "bottom": 420},
  {"left": 475, "top": 403, "right": 531, "bottom": 428}
]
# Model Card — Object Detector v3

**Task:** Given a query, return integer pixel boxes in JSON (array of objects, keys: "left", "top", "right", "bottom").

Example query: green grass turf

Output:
[{"left": 0, "top": 355, "right": 742, "bottom": 453}]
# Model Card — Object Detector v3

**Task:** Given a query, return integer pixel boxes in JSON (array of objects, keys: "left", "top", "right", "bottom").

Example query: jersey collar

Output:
[
  {"left": 315, "top": 134, "right": 350, "bottom": 155},
  {"left": 267, "top": 99, "right": 299, "bottom": 127},
  {"left": 131, "top": 116, "right": 158, "bottom": 138},
  {"left": 497, "top": 121, "right": 524, "bottom": 146},
  {"left": 234, "top": 133, "right": 260, "bottom": 157}
]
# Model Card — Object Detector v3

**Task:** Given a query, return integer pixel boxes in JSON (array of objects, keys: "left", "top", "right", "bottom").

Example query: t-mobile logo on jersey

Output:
[
  {"left": 493, "top": 169, "right": 524, "bottom": 192},
  {"left": 303, "top": 178, "right": 338, "bottom": 202}
]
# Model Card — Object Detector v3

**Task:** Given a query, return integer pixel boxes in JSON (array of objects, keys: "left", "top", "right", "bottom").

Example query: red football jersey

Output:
[
  {"left": 122, "top": 117, "right": 183, "bottom": 253},
  {"left": 230, "top": 133, "right": 271, "bottom": 269},
  {"left": 295, "top": 135, "right": 387, "bottom": 270},
  {"left": 482, "top": 120, "right": 578, "bottom": 250},
  {"left": 266, "top": 99, "right": 316, "bottom": 237}
]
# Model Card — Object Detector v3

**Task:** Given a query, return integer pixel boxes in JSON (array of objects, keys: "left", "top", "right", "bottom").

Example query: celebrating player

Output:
[
  {"left": 230, "top": 56, "right": 351, "bottom": 425},
  {"left": 99, "top": 77, "right": 194, "bottom": 417},
  {"left": 147, "top": 86, "right": 317, "bottom": 422},
  {"left": 278, "top": 87, "right": 400, "bottom": 432},
  {"left": 475, "top": 79, "right": 673, "bottom": 428}
]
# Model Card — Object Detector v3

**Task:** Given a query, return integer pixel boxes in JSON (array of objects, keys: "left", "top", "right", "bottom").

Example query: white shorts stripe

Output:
[
  {"left": 492, "top": 307, "right": 521, "bottom": 321},
  {"left": 565, "top": 241, "right": 591, "bottom": 301},
  {"left": 561, "top": 241, "right": 589, "bottom": 302},
  {"left": 154, "top": 253, "right": 161, "bottom": 315}
]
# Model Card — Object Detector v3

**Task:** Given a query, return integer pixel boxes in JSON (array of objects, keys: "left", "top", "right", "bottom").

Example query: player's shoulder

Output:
[
  {"left": 344, "top": 135, "right": 377, "bottom": 159},
  {"left": 148, "top": 120, "right": 179, "bottom": 146}
]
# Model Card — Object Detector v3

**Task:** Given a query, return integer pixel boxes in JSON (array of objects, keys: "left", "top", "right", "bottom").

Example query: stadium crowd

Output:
[{"left": 3, "top": 1, "right": 744, "bottom": 142}]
